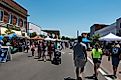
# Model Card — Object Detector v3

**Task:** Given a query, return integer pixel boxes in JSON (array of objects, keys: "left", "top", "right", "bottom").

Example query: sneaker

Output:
[
  {"left": 113, "top": 75, "right": 117, "bottom": 79},
  {"left": 95, "top": 77, "right": 98, "bottom": 80},
  {"left": 77, "top": 77, "right": 82, "bottom": 80}
]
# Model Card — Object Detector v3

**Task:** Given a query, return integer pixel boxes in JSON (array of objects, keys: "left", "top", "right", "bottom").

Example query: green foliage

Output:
[
  {"left": 39, "top": 34, "right": 46, "bottom": 38},
  {"left": 61, "top": 36, "right": 66, "bottom": 40},
  {"left": 91, "top": 34, "right": 101, "bottom": 45},
  {"left": 30, "top": 32, "right": 37, "bottom": 37},
  {"left": 61, "top": 36, "right": 73, "bottom": 40}
]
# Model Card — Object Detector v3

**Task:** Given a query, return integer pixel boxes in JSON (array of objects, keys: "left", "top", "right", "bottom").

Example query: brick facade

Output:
[{"left": 0, "top": 0, "right": 28, "bottom": 32}]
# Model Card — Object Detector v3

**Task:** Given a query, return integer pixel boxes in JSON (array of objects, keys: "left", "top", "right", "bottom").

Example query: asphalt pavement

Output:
[{"left": 0, "top": 49, "right": 112, "bottom": 80}]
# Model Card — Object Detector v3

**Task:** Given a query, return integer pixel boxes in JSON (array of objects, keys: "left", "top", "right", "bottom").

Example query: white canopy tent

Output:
[
  {"left": 44, "top": 36, "right": 56, "bottom": 41},
  {"left": 99, "top": 33, "right": 121, "bottom": 41}
]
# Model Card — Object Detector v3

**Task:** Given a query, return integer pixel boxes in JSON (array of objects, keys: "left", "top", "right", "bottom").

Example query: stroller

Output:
[{"left": 51, "top": 50, "right": 61, "bottom": 65}]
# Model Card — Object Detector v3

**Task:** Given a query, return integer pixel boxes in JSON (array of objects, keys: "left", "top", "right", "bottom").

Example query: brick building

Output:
[
  {"left": 90, "top": 24, "right": 109, "bottom": 37},
  {"left": 0, "top": 0, "right": 28, "bottom": 36}
]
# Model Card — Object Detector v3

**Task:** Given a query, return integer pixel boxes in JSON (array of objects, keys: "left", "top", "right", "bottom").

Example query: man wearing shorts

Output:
[
  {"left": 91, "top": 43, "right": 103, "bottom": 80},
  {"left": 110, "top": 43, "right": 121, "bottom": 78},
  {"left": 73, "top": 36, "right": 87, "bottom": 80}
]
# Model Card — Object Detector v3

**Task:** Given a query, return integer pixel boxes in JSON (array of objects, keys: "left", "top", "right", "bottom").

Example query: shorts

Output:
[
  {"left": 74, "top": 58, "right": 86, "bottom": 68},
  {"left": 112, "top": 57, "right": 120, "bottom": 67},
  {"left": 93, "top": 58, "right": 101, "bottom": 64}
]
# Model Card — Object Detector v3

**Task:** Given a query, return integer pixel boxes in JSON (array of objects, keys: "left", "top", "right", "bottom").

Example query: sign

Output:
[{"left": 0, "top": 46, "right": 12, "bottom": 62}]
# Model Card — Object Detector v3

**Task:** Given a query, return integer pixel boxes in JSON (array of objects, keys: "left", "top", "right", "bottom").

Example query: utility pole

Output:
[{"left": 77, "top": 30, "right": 79, "bottom": 38}]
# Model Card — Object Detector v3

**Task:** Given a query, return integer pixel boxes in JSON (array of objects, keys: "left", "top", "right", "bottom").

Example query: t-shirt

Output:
[
  {"left": 111, "top": 47, "right": 121, "bottom": 57},
  {"left": 73, "top": 42, "right": 86, "bottom": 59},
  {"left": 91, "top": 48, "right": 103, "bottom": 58}
]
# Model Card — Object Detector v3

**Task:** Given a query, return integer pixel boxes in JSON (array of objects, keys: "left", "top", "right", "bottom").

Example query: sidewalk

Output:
[{"left": 87, "top": 51, "right": 121, "bottom": 80}]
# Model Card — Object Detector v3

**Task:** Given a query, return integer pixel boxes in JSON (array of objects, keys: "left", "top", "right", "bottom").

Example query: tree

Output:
[
  {"left": 30, "top": 32, "right": 37, "bottom": 37},
  {"left": 61, "top": 36, "right": 66, "bottom": 40},
  {"left": 91, "top": 34, "right": 101, "bottom": 45},
  {"left": 39, "top": 34, "right": 46, "bottom": 38}
]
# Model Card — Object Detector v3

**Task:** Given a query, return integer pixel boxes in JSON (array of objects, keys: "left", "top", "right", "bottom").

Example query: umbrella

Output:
[
  {"left": 30, "top": 36, "right": 44, "bottom": 40},
  {"left": 0, "top": 35, "right": 4, "bottom": 40},
  {"left": 44, "top": 36, "right": 56, "bottom": 41},
  {"left": 82, "top": 38, "right": 90, "bottom": 43},
  {"left": 8, "top": 33, "right": 17, "bottom": 39}
]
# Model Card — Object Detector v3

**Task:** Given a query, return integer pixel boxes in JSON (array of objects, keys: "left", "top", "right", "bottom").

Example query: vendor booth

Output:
[
  {"left": 99, "top": 33, "right": 121, "bottom": 41},
  {"left": 44, "top": 37, "right": 56, "bottom": 41}
]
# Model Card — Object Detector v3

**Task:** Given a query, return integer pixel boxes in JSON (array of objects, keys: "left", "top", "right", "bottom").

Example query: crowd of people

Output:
[
  {"left": 26, "top": 40, "right": 70, "bottom": 63},
  {"left": 1, "top": 35, "right": 121, "bottom": 80}
]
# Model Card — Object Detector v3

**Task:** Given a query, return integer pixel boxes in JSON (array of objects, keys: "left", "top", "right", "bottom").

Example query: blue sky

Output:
[{"left": 16, "top": 0, "right": 121, "bottom": 38}]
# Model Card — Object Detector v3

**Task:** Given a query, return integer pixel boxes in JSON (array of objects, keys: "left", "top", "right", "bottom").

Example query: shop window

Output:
[
  {"left": 3, "top": 11, "right": 9, "bottom": 23},
  {"left": 0, "top": 10, "right": 4, "bottom": 21},
  {"left": 12, "top": 16, "right": 17, "bottom": 25},
  {"left": 16, "top": 17, "right": 19, "bottom": 26},
  {"left": 18, "top": 18, "right": 23, "bottom": 27},
  {"left": 24, "top": 21, "right": 27, "bottom": 28}
]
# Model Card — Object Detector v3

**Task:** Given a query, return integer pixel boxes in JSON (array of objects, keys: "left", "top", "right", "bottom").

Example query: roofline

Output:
[{"left": 12, "top": 0, "right": 27, "bottom": 12}]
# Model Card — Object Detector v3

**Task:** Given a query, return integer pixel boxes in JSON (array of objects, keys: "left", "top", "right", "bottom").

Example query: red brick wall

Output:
[{"left": 2, "top": 0, "right": 27, "bottom": 15}]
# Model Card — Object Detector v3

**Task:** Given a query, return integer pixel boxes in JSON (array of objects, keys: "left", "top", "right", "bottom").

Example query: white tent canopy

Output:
[
  {"left": 99, "top": 33, "right": 121, "bottom": 41},
  {"left": 44, "top": 36, "right": 56, "bottom": 41}
]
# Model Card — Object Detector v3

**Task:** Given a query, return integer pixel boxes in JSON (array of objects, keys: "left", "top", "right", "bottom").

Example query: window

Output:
[
  {"left": 24, "top": 21, "right": 27, "bottom": 27},
  {"left": 3, "top": 11, "right": 9, "bottom": 23},
  {"left": 0, "top": 10, "right": 4, "bottom": 21},
  {"left": 12, "top": 16, "right": 17, "bottom": 25},
  {"left": 18, "top": 18, "right": 23, "bottom": 27},
  {"left": 16, "top": 17, "right": 19, "bottom": 26}
]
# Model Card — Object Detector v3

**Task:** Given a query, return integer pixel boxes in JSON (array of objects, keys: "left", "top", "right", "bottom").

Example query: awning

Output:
[
  {"left": 12, "top": 30, "right": 22, "bottom": 37},
  {"left": 23, "top": 32, "right": 30, "bottom": 39},
  {"left": 31, "top": 36, "right": 44, "bottom": 40},
  {"left": 1, "top": 27, "right": 8, "bottom": 35}
]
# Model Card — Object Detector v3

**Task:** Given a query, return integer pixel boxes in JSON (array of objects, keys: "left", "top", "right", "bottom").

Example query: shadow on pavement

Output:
[
  {"left": 64, "top": 77, "right": 76, "bottom": 80},
  {"left": 38, "top": 59, "right": 44, "bottom": 61},
  {"left": 85, "top": 75, "right": 98, "bottom": 80},
  {"left": 34, "top": 57, "right": 39, "bottom": 59},
  {"left": 103, "top": 75, "right": 115, "bottom": 79},
  {"left": 28, "top": 55, "right": 33, "bottom": 57}
]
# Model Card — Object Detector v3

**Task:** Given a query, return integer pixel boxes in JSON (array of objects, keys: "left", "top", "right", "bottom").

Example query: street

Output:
[{"left": 0, "top": 49, "right": 115, "bottom": 80}]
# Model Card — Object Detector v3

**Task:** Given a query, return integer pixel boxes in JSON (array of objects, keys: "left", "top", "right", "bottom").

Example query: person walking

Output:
[
  {"left": 48, "top": 41, "right": 55, "bottom": 61},
  {"left": 73, "top": 36, "right": 87, "bottom": 80},
  {"left": 42, "top": 41, "right": 47, "bottom": 61},
  {"left": 91, "top": 43, "right": 103, "bottom": 80},
  {"left": 26, "top": 42, "right": 29, "bottom": 53},
  {"left": 31, "top": 43, "right": 35, "bottom": 56},
  {"left": 109, "top": 43, "right": 121, "bottom": 78}
]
